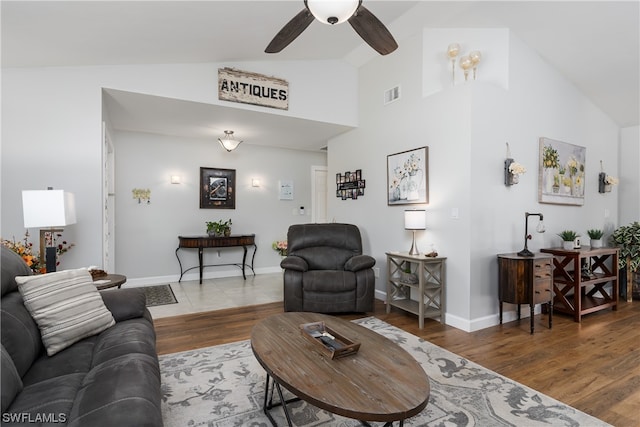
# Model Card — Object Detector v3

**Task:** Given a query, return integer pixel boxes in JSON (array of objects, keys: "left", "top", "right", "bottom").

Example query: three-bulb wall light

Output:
[{"left": 447, "top": 44, "right": 482, "bottom": 82}]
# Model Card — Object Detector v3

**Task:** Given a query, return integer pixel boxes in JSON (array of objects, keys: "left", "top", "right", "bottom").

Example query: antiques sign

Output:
[{"left": 218, "top": 68, "right": 289, "bottom": 110}]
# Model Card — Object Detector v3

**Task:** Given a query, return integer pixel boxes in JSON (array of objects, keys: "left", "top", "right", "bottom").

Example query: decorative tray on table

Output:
[{"left": 299, "top": 321, "right": 360, "bottom": 359}]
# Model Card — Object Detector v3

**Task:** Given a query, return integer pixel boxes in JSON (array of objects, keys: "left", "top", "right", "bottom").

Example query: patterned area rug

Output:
[
  {"left": 159, "top": 317, "right": 609, "bottom": 426},
  {"left": 143, "top": 284, "right": 177, "bottom": 307}
]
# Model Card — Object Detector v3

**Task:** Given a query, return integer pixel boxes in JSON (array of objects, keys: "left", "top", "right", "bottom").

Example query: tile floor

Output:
[{"left": 146, "top": 273, "right": 284, "bottom": 319}]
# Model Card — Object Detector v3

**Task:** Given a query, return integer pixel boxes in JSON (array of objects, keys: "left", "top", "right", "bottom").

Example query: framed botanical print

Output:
[
  {"left": 538, "top": 138, "right": 585, "bottom": 206},
  {"left": 200, "top": 167, "right": 236, "bottom": 209},
  {"left": 387, "top": 147, "right": 429, "bottom": 205}
]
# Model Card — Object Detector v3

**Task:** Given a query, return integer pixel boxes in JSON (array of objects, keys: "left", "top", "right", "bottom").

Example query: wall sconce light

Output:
[
  {"left": 405, "top": 209, "right": 426, "bottom": 255},
  {"left": 171, "top": 175, "right": 181, "bottom": 184},
  {"left": 22, "top": 188, "right": 77, "bottom": 272},
  {"left": 132, "top": 188, "right": 151, "bottom": 204},
  {"left": 598, "top": 160, "right": 618, "bottom": 193},
  {"left": 450, "top": 45, "right": 481, "bottom": 82},
  {"left": 218, "top": 130, "right": 242, "bottom": 152},
  {"left": 252, "top": 178, "right": 261, "bottom": 187},
  {"left": 469, "top": 50, "right": 482, "bottom": 79},
  {"left": 517, "top": 212, "right": 545, "bottom": 257},
  {"left": 446, "top": 43, "right": 460, "bottom": 84},
  {"left": 504, "top": 143, "right": 526, "bottom": 186}
]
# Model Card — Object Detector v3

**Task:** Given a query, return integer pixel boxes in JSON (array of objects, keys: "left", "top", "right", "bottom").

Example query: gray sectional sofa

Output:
[{"left": 1, "top": 246, "right": 163, "bottom": 426}]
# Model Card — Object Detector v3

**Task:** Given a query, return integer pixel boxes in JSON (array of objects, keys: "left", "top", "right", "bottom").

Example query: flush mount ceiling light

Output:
[
  {"left": 218, "top": 130, "right": 242, "bottom": 152},
  {"left": 306, "top": 0, "right": 359, "bottom": 25}
]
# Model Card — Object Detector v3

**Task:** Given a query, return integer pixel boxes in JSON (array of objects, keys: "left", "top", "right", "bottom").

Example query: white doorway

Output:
[
  {"left": 102, "top": 122, "right": 116, "bottom": 272},
  {"left": 311, "top": 166, "right": 328, "bottom": 223}
]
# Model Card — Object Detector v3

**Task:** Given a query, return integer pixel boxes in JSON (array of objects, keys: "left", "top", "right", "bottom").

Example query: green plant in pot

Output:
[
  {"left": 587, "top": 229, "right": 604, "bottom": 248},
  {"left": 557, "top": 230, "right": 579, "bottom": 250},
  {"left": 610, "top": 221, "right": 640, "bottom": 301},
  {"left": 206, "top": 219, "right": 232, "bottom": 237}
]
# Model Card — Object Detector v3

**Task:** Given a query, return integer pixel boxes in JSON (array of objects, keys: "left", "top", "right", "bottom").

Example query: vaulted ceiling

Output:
[{"left": 3, "top": 1, "right": 638, "bottom": 150}]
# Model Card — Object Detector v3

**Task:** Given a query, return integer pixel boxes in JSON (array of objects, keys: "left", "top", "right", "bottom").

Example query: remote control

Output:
[{"left": 319, "top": 335, "right": 343, "bottom": 350}]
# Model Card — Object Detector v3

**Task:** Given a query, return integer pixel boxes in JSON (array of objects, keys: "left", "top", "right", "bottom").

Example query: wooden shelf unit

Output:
[
  {"left": 386, "top": 252, "right": 446, "bottom": 329},
  {"left": 540, "top": 246, "right": 619, "bottom": 323}
]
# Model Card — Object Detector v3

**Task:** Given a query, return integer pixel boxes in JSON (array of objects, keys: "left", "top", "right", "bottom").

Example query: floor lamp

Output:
[{"left": 22, "top": 189, "right": 76, "bottom": 272}]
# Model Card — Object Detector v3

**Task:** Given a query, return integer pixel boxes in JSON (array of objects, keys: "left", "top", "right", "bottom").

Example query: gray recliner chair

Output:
[{"left": 281, "top": 223, "right": 376, "bottom": 313}]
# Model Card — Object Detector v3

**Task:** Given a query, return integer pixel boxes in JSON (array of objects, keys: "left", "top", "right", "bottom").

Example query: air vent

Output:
[{"left": 384, "top": 85, "right": 401, "bottom": 105}]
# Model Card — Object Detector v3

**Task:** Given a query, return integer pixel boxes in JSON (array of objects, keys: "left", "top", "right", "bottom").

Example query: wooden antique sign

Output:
[{"left": 218, "top": 68, "right": 289, "bottom": 110}]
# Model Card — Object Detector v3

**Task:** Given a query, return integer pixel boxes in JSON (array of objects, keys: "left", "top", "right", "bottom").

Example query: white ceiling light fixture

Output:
[
  {"left": 218, "top": 130, "right": 242, "bottom": 152},
  {"left": 305, "top": 0, "right": 359, "bottom": 25}
]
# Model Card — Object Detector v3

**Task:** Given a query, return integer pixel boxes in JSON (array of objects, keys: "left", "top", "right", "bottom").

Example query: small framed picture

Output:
[{"left": 200, "top": 167, "right": 235, "bottom": 209}]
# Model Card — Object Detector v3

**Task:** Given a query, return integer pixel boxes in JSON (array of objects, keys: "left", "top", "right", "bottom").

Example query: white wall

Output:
[
  {"left": 2, "top": 61, "right": 357, "bottom": 272},
  {"left": 327, "top": 28, "right": 620, "bottom": 331},
  {"left": 619, "top": 126, "right": 640, "bottom": 225},
  {"left": 113, "top": 131, "right": 325, "bottom": 281}
]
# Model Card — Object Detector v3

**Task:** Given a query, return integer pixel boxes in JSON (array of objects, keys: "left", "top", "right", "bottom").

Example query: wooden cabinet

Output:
[
  {"left": 386, "top": 252, "right": 446, "bottom": 329},
  {"left": 498, "top": 253, "right": 554, "bottom": 334},
  {"left": 540, "top": 246, "right": 619, "bottom": 322}
]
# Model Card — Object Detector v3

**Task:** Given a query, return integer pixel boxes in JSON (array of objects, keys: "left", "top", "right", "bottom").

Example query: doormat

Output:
[{"left": 143, "top": 284, "right": 178, "bottom": 307}]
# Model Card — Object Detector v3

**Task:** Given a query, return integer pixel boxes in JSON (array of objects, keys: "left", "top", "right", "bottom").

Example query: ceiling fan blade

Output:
[
  {"left": 348, "top": 5, "right": 398, "bottom": 55},
  {"left": 265, "top": 8, "right": 315, "bottom": 53}
]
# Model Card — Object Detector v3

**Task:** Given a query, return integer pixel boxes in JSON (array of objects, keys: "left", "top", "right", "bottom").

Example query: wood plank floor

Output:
[{"left": 154, "top": 299, "right": 640, "bottom": 427}]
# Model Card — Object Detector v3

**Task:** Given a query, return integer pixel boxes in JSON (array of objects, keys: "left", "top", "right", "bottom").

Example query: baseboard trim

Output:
[{"left": 122, "top": 267, "right": 282, "bottom": 287}]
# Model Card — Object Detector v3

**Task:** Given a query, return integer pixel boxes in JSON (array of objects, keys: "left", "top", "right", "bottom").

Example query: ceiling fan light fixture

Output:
[
  {"left": 218, "top": 130, "right": 242, "bottom": 152},
  {"left": 305, "top": 0, "right": 359, "bottom": 25}
]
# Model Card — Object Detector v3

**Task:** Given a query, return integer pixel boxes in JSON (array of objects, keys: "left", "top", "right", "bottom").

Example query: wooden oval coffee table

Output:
[{"left": 251, "top": 312, "right": 430, "bottom": 426}]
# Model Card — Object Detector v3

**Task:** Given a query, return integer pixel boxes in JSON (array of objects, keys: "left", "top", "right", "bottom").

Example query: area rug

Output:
[
  {"left": 143, "top": 284, "right": 177, "bottom": 307},
  {"left": 159, "top": 317, "right": 609, "bottom": 427}
]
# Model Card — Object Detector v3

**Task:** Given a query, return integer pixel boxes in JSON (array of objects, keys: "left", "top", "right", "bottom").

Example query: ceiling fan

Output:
[{"left": 265, "top": 0, "right": 398, "bottom": 56}]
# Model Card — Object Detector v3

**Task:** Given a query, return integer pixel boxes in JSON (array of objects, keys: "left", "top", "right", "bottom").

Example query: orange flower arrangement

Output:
[{"left": 1, "top": 231, "right": 74, "bottom": 274}]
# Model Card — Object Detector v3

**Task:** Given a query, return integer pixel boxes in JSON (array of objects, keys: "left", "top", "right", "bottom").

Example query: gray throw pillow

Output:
[{"left": 16, "top": 268, "right": 115, "bottom": 356}]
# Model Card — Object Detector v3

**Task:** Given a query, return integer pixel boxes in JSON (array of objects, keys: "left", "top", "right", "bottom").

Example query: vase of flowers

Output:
[
  {"left": 1, "top": 231, "right": 74, "bottom": 274},
  {"left": 272, "top": 240, "right": 287, "bottom": 257}
]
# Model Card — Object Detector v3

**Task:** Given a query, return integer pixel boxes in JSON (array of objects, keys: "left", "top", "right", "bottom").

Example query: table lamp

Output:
[
  {"left": 22, "top": 189, "right": 76, "bottom": 272},
  {"left": 405, "top": 209, "right": 426, "bottom": 255},
  {"left": 517, "top": 212, "right": 545, "bottom": 257}
]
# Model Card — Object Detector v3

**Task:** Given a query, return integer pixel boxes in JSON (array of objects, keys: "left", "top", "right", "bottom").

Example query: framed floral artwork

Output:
[
  {"left": 538, "top": 137, "right": 585, "bottom": 206},
  {"left": 387, "top": 147, "right": 429, "bottom": 205},
  {"left": 200, "top": 167, "right": 235, "bottom": 209}
]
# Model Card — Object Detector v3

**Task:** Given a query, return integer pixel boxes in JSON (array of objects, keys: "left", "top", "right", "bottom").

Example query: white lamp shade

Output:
[
  {"left": 306, "top": 0, "right": 359, "bottom": 25},
  {"left": 22, "top": 190, "right": 76, "bottom": 228},
  {"left": 404, "top": 209, "right": 425, "bottom": 230}
]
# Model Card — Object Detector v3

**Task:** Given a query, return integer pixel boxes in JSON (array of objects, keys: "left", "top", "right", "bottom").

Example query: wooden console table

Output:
[
  {"left": 497, "top": 253, "right": 553, "bottom": 334},
  {"left": 540, "top": 246, "right": 619, "bottom": 322},
  {"left": 175, "top": 234, "right": 256, "bottom": 284}
]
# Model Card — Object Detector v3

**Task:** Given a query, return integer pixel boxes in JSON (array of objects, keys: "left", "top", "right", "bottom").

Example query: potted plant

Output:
[
  {"left": 587, "top": 229, "right": 604, "bottom": 248},
  {"left": 611, "top": 221, "right": 640, "bottom": 300},
  {"left": 557, "top": 230, "right": 579, "bottom": 250},
  {"left": 206, "top": 219, "right": 232, "bottom": 237}
]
